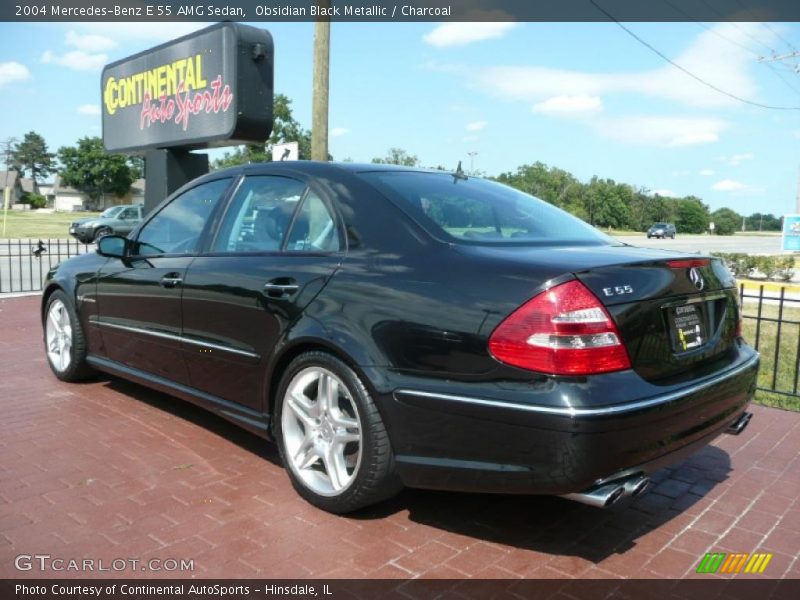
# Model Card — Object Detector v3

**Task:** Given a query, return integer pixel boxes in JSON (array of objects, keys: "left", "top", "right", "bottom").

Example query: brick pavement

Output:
[{"left": 1, "top": 294, "right": 799, "bottom": 579}]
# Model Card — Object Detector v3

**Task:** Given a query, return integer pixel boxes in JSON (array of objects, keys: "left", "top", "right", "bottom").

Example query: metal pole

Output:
[{"left": 311, "top": 17, "right": 330, "bottom": 161}]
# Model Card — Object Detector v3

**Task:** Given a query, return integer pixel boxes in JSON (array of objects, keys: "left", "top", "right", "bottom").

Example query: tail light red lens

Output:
[
  {"left": 667, "top": 259, "right": 710, "bottom": 268},
  {"left": 488, "top": 280, "right": 631, "bottom": 376}
]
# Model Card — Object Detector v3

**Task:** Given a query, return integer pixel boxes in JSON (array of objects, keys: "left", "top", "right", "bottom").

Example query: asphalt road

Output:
[{"left": 619, "top": 234, "right": 784, "bottom": 255}]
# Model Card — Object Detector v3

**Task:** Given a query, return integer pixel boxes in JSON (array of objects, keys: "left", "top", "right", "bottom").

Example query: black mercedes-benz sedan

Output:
[{"left": 41, "top": 161, "right": 758, "bottom": 513}]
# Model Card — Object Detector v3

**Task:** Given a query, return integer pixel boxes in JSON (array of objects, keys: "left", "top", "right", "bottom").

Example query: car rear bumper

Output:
[{"left": 382, "top": 348, "right": 758, "bottom": 495}]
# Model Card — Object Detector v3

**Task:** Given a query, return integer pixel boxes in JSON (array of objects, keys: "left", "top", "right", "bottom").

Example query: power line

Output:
[
  {"left": 733, "top": 0, "right": 796, "bottom": 52},
  {"left": 697, "top": 0, "right": 779, "bottom": 55},
  {"left": 660, "top": 0, "right": 800, "bottom": 97},
  {"left": 590, "top": 0, "right": 800, "bottom": 110}
]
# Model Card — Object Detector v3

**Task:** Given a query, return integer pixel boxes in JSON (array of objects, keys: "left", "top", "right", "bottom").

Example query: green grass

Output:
[
  {"left": 0, "top": 210, "right": 99, "bottom": 239},
  {"left": 741, "top": 301, "right": 800, "bottom": 411}
]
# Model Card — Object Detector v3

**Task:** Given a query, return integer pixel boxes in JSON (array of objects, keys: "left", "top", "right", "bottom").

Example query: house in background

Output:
[
  {"left": 51, "top": 175, "right": 145, "bottom": 211},
  {"left": 0, "top": 170, "right": 23, "bottom": 206}
]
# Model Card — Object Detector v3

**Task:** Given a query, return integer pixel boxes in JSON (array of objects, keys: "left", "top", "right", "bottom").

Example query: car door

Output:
[
  {"left": 93, "top": 178, "right": 233, "bottom": 384},
  {"left": 114, "top": 206, "right": 141, "bottom": 236},
  {"left": 180, "top": 174, "right": 345, "bottom": 411}
]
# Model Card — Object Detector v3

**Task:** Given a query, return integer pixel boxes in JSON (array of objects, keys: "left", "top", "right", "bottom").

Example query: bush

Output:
[
  {"left": 19, "top": 192, "right": 47, "bottom": 209},
  {"left": 713, "top": 253, "right": 796, "bottom": 281}
]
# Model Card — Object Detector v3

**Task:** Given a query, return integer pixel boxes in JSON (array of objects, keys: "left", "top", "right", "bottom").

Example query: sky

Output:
[{"left": 1, "top": 20, "right": 800, "bottom": 216}]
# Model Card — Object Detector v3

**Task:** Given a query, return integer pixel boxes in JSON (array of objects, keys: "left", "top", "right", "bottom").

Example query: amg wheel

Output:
[
  {"left": 44, "top": 290, "right": 93, "bottom": 381},
  {"left": 275, "top": 351, "right": 401, "bottom": 513}
]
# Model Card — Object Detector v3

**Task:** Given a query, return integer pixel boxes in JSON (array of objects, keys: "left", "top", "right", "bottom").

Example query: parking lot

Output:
[{"left": 1, "top": 294, "right": 800, "bottom": 580}]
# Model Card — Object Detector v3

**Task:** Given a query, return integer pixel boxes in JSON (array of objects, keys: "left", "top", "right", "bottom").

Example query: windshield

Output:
[
  {"left": 361, "top": 171, "right": 614, "bottom": 246},
  {"left": 100, "top": 206, "right": 124, "bottom": 218},
  {"left": 653, "top": 223, "right": 667, "bottom": 228}
]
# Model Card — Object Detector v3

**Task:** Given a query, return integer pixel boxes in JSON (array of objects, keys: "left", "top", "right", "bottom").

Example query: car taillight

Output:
[{"left": 488, "top": 280, "right": 631, "bottom": 376}]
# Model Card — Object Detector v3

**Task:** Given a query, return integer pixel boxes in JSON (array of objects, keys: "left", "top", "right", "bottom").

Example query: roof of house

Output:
[
  {"left": 20, "top": 178, "right": 37, "bottom": 194},
  {"left": 0, "top": 170, "right": 20, "bottom": 188}
]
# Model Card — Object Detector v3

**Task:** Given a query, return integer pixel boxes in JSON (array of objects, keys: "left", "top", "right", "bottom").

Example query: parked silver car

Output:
[{"left": 69, "top": 205, "right": 143, "bottom": 243}]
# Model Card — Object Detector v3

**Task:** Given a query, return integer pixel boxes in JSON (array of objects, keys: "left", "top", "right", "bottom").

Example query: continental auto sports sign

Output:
[{"left": 102, "top": 23, "right": 273, "bottom": 153}]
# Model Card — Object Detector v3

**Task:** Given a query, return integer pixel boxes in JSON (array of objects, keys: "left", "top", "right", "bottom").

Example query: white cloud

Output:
[
  {"left": 728, "top": 152, "right": 755, "bottom": 166},
  {"left": 699, "top": 169, "right": 715, "bottom": 176},
  {"left": 77, "top": 104, "right": 101, "bottom": 116},
  {"left": 42, "top": 50, "right": 108, "bottom": 72},
  {"left": 330, "top": 127, "right": 349, "bottom": 137},
  {"left": 592, "top": 116, "right": 726, "bottom": 147},
  {"left": 532, "top": 95, "right": 602, "bottom": 115},
  {"left": 649, "top": 189, "right": 677, "bottom": 197},
  {"left": 471, "top": 23, "right": 764, "bottom": 109},
  {"left": 423, "top": 22, "right": 518, "bottom": 47},
  {"left": 712, "top": 179, "right": 748, "bottom": 192},
  {"left": 65, "top": 30, "right": 115, "bottom": 52},
  {"left": 0, "top": 62, "right": 30, "bottom": 88},
  {"left": 466, "top": 120, "right": 487, "bottom": 131}
]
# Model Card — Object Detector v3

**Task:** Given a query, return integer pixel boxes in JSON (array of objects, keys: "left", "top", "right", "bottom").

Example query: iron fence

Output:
[
  {"left": 739, "top": 283, "right": 800, "bottom": 403},
  {"left": 0, "top": 238, "right": 93, "bottom": 294}
]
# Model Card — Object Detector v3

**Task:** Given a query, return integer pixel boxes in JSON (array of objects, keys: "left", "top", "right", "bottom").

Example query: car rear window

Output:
[{"left": 361, "top": 171, "right": 614, "bottom": 245}]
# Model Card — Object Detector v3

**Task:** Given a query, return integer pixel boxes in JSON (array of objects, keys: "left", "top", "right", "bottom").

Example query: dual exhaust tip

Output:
[{"left": 563, "top": 474, "right": 650, "bottom": 509}]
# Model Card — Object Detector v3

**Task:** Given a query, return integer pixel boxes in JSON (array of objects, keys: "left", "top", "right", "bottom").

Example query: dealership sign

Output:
[
  {"left": 782, "top": 214, "right": 800, "bottom": 252},
  {"left": 102, "top": 23, "right": 273, "bottom": 153}
]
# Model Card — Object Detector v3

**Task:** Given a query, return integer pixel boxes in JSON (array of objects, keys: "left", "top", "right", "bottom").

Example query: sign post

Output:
[{"left": 102, "top": 23, "right": 274, "bottom": 213}]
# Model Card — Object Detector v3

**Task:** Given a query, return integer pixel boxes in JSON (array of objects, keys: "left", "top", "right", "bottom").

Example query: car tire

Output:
[
  {"left": 43, "top": 290, "right": 94, "bottom": 382},
  {"left": 274, "top": 351, "right": 402, "bottom": 513},
  {"left": 93, "top": 226, "right": 112, "bottom": 242}
]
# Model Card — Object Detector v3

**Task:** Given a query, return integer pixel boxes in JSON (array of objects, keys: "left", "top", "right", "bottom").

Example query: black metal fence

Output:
[
  {"left": 739, "top": 283, "right": 800, "bottom": 405},
  {"left": 0, "top": 238, "right": 92, "bottom": 294}
]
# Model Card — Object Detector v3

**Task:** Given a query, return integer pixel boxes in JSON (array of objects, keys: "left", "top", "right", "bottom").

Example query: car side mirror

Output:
[{"left": 96, "top": 235, "right": 128, "bottom": 258}]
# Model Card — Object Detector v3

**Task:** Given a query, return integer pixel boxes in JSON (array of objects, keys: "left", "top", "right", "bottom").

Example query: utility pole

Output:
[
  {"left": 311, "top": 12, "right": 330, "bottom": 162},
  {"left": 467, "top": 151, "right": 477, "bottom": 174}
]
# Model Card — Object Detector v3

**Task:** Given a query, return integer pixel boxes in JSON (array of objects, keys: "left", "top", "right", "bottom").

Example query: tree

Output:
[
  {"left": 371, "top": 147, "right": 419, "bottom": 167},
  {"left": 57, "top": 137, "right": 136, "bottom": 208},
  {"left": 710, "top": 207, "right": 741, "bottom": 236},
  {"left": 10, "top": 131, "right": 55, "bottom": 184},
  {"left": 213, "top": 94, "right": 312, "bottom": 168},
  {"left": 675, "top": 197, "right": 710, "bottom": 234}
]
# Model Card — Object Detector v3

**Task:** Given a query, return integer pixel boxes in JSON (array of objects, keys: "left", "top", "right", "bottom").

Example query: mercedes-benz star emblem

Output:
[{"left": 689, "top": 267, "right": 705, "bottom": 290}]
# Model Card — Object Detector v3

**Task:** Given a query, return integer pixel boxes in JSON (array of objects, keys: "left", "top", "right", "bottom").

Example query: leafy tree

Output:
[
  {"left": 57, "top": 137, "right": 136, "bottom": 208},
  {"left": 710, "top": 207, "right": 742, "bottom": 236},
  {"left": 371, "top": 147, "right": 419, "bottom": 167},
  {"left": 744, "top": 212, "right": 782, "bottom": 232},
  {"left": 11, "top": 131, "right": 55, "bottom": 184},
  {"left": 675, "top": 197, "right": 710, "bottom": 234},
  {"left": 214, "top": 94, "right": 312, "bottom": 168}
]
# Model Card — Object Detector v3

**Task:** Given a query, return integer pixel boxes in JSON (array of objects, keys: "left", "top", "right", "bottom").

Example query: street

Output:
[{"left": 621, "top": 234, "right": 784, "bottom": 255}]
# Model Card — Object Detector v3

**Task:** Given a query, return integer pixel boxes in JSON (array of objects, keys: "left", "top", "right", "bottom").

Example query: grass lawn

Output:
[
  {"left": 741, "top": 301, "right": 800, "bottom": 412},
  {"left": 0, "top": 210, "right": 99, "bottom": 239},
  {"left": 738, "top": 279, "right": 800, "bottom": 294}
]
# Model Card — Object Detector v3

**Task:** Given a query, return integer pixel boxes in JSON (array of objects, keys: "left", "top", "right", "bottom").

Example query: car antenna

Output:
[{"left": 452, "top": 160, "right": 468, "bottom": 183}]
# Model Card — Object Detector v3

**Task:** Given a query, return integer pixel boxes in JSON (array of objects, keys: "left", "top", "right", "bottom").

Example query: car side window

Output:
[
  {"left": 212, "top": 176, "right": 307, "bottom": 253},
  {"left": 133, "top": 179, "right": 231, "bottom": 256},
  {"left": 285, "top": 191, "right": 341, "bottom": 252},
  {"left": 119, "top": 207, "right": 138, "bottom": 220}
]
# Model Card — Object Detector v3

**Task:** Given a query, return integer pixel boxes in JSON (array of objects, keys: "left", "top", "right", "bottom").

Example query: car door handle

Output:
[
  {"left": 160, "top": 273, "right": 183, "bottom": 288},
  {"left": 264, "top": 279, "right": 299, "bottom": 297}
]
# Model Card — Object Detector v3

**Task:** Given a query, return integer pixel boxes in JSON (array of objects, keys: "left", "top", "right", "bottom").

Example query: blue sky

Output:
[{"left": 1, "top": 21, "right": 799, "bottom": 216}]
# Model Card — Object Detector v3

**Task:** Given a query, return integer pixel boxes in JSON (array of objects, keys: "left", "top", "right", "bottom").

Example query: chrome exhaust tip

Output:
[
  {"left": 562, "top": 473, "right": 650, "bottom": 508},
  {"left": 726, "top": 411, "right": 752, "bottom": 435},
  {"left": 623, "top": 475, "right": 650, "bottom": 498},
  {"left": 562, "top": 482, "right": 626, "bottom": 508}
]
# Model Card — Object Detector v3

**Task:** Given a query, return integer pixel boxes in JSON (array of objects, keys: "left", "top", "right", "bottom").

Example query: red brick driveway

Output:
[{"left": 1, "top": 295, "right": 799, "bottom": 579}]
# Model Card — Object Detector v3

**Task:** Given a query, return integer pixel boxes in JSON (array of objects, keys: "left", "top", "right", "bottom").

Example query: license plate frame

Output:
[{"left": 666, "top": 303, "right": 707, "bottom": 353}]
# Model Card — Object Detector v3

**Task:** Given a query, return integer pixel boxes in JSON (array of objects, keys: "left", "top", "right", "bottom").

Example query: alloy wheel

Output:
[
  {"left": 45, "top": 299, "right": 72, "bottom": 373},
  {"left": 281, "top": 366, "right": 362, "bottom": 496}
]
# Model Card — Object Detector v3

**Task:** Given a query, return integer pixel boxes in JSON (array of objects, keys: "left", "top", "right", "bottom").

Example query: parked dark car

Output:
[
  {"left": 647, "top": 222, "right": 677, "bottom": 239},
  {"left": 69, "top": 204, "right": 143, "bottom": 243},
  {"left": 41, "top": 162, "right": 758, "bottom": 513}
]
